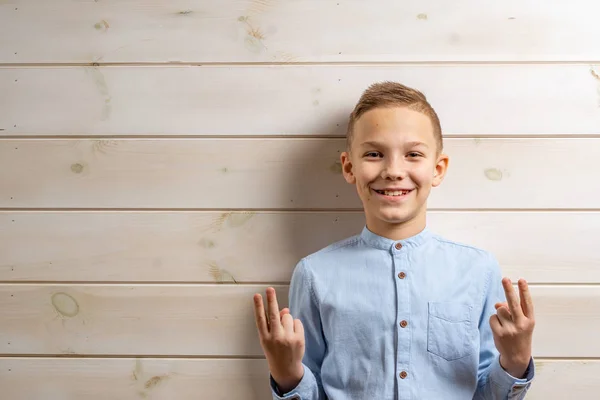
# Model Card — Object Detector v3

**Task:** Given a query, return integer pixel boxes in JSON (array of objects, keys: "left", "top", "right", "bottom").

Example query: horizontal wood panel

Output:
[
  {"left": 1, "top": 138, "right": 598, "bottom": 209},
  {"left": 0, "top": 285, "right": 286, "bottom": 356},
  {"left": 1, "top": 1, "right": 599, "bottom": 63},
  {"left": 1, "top": 211, "right": 598, "bottom": 283},
  {"left": 0, "top": 358, "right": 272, "bottom": 400},
  {"left": 0, "top": 358, "right": 597, "bottom": 400},
  {"left": 525, "top": 360, "right": 600, "bottom": 399},
  {"left": 0, "top": 285, "right": 597, "bottom": 357},
  {"left": 2, "top": 65, "right": 600, "bottom": 136}
]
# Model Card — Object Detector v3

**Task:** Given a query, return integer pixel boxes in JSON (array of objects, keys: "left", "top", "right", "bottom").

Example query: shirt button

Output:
[
  {"left": 398, "top": 272, "right": 406, "bottom": 279},
  {"left": 400, "top": 320, "right": 408, "bottom": 328},
  {"left": 400, "top": 371, "right": 408, "bottom": 379},
  {"left": 395, "top": 242, "right": 402, "bottom": 250}
]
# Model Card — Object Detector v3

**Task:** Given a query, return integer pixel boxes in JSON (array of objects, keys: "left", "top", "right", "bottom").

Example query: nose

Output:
[{"left": 381, "top": 157, "right": 408, "bottom": 180}]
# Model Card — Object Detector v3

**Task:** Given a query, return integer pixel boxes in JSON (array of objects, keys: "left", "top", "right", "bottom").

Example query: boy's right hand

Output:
[{"left": 253, "top": 287, "right": 305, "bottom": 393}]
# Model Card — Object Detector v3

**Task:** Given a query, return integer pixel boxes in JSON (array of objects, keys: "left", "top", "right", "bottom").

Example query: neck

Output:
[{"left": 365, "top": 213, "right": 426, "bottom": 241}]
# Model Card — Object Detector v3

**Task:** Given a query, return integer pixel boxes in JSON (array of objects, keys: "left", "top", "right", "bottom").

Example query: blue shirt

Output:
[{"left": 270, "top": 226, "right": 535, "bottom": 399}]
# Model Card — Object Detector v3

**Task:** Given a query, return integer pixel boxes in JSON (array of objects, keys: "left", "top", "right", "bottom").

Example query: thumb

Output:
[{"left": 294, "top": 318, "right": 305, "bottom": 338}]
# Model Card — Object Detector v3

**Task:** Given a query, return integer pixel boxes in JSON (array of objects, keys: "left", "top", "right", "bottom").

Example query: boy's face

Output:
[{"left": 341, "top": 106, "right": 449, "bottom": 237}]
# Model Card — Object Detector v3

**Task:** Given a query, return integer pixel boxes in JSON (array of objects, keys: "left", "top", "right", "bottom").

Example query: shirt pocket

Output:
[{"left": 427, "top": 302, "right": 474, "bottom": 361}]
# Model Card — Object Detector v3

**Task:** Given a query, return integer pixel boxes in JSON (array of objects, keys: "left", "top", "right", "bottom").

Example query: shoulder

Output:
[
  {"left": 289, "top": 233, "right": 363, "bottom": 299},
  {"left": 290, "top": 233, "right": 363, "bottom": 277},
  {"left": 430, "top": 233, "right": 498, "bottom": 263},
  {"left": 428, "top": 232, "right": 501, "bottom": 280},
  {"left": 305, "top": 233, "right": 363, "bottom": 261}
]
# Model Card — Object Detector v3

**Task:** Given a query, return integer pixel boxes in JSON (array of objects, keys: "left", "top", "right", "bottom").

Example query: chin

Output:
[{"left": 375, "top": 210, "right": 418, "bottom": 225}]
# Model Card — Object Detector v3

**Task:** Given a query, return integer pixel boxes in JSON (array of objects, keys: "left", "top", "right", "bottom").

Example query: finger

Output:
[
  {"left": 280, "top": 308, "right": 290, "bottom": 319},
  {"left": 502, "top": 277, "right": 524, "bottom": 320},
  {"left": 253, "top": 293, "right": 268, "bottom": 336},
  {"left": 518, "top": 279, "right": 534, "bottom": 318},
  {"left": 489, "top": 314, "right": 503, "bottom": 332},
  {"left": 266, "top": 287, "right": 283, "bottom": 332},
  {"left": 495, "top": 302, "right": 509, "bottom": 311},
  {"left": 294, "top": 318, "right": 304, "bottom": 337},
  {"left": 281, "top": 313, "right": 294, "bottom": 334},
  {"left": 496, "top": 306, "right": 512, "bottom": 325}
]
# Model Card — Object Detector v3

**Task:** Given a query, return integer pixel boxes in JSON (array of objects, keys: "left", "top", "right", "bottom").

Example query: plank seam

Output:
[
  {"left": 0, "top": 355, "right": 597, "bottom": 360},
  {"left": 0, "top": 282, "right": 597, "bottom": 287},
  {"left": 2, "top": 135, "right": 600, "bottom": 139},
  {"left": 1, "top": 208, "right": 600, "bottom": 212},
  {"left": 1, "top": 61, "right": 600, "bottom": 67},
  {"left": 0, "top": 354, "right": 266, "bottom": 359}
]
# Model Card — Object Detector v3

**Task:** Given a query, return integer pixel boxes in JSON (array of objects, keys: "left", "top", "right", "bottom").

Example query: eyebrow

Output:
[{"left": 360, "top": 140, "right": 429, "bottom": 148}]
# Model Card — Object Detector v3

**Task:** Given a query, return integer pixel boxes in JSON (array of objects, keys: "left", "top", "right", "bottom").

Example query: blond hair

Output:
[{"left": 346, "top": 81, "right": 443, "bottom": 153}]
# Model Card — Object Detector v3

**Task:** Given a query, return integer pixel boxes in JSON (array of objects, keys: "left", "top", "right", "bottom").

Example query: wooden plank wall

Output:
[{"left": 1, "top": 1, "right": 599, "bottom": 398}]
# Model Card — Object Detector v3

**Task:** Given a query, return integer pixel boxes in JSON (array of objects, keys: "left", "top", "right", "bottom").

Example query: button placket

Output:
[
  {"left": 395, "top": 243, "right": 406, "bottom": 280},
  {"left": 393, "top": 245, "right": 411, "bottom": 387}
]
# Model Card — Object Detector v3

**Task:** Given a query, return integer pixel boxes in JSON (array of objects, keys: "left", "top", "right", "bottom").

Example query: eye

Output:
[
  {"left": 407, "top": 152, "right": 422, "bottom": 158},
  {"left": 364, "top": 151, "right": 383, "bottom": 158}
]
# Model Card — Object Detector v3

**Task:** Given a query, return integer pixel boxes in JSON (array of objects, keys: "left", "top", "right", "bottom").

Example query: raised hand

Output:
[
  {"left": 489, "top": 278, "right": 535, "bottom": 378},
  {"left": 253, "top": 287, "right": 305, "bottom": 393}
]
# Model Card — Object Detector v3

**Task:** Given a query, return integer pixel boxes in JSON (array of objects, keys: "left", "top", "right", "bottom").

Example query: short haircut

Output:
[{"left": 346, "top": 81, "right": 443, "bottom": 154}]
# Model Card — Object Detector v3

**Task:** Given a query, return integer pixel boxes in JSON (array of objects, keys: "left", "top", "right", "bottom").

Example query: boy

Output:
[{"left": 253, "top": 82, "right": 536, "bottom": 399}]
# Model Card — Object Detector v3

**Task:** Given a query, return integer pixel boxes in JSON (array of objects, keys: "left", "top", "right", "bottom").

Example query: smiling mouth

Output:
[{"left": 372, "top": 189, "right": 414, "bottom": 197}]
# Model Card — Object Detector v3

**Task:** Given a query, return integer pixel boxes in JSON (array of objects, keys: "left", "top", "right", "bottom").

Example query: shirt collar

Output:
[{"left": 360, "top": 225, "right": 433, "bottom": 251}]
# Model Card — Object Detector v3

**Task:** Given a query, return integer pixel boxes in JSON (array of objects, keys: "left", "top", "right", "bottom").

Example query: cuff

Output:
[
  {"left": 269, "top": 364, "right": 316, "bottom": 400},
  {"left": 489, "top": 356, "right": 535, "bottom": 393}
]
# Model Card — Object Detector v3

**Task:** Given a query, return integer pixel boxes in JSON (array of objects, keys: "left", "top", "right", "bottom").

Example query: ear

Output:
[
  {"left": 432, "top": 153, "right": 449, "bottom": 187},
  {"left": 340, "top": 151, "right": 356, "bottom": 184}
]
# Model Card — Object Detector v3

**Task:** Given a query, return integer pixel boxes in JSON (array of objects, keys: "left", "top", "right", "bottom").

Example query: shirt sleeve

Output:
[
  {"left": 473, "top": 253, "right": 536, "bottom": 400},
  {"left": 269, "top": 258, "right": 327, "bottom": 400}
]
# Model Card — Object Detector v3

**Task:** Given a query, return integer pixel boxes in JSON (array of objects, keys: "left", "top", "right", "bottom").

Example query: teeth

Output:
[{"left": 383, "top": 190, "right": 409, "bottom": 196}]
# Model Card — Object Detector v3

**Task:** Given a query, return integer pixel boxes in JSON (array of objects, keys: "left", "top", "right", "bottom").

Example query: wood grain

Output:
[
  {"left": 1, "top": 211, "right": 598, "bottom": 283},
  {"left": 0, "top": 358, "right": 273, "bottom": 400},
  {"left": 0, "top": 357, "right": 597, "bottom": 400},
  {"left": 2, "top": 64, "right": 600, "bottom": 136},
  {"left": 1, "top": 0, "right": 599, "bottom": 63},
  {"left": 0, "top": 284, "right": 597, "bottom": 357},
  {"left": 2, "top": 1, "right": 599, "bottom": 399},
  {"left": 1, "top": 138, "right": 598, "bottom": 209}
]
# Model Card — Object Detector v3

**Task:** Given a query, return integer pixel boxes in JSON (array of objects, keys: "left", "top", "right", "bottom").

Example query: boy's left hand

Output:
[{"left": 489, "top": 278, "right": 535, "bottom": 379}]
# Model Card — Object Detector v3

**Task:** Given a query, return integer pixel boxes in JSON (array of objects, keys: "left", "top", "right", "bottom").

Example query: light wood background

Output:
[{"left": 1, "top": 1, "right": 599, "bottom": 399}]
